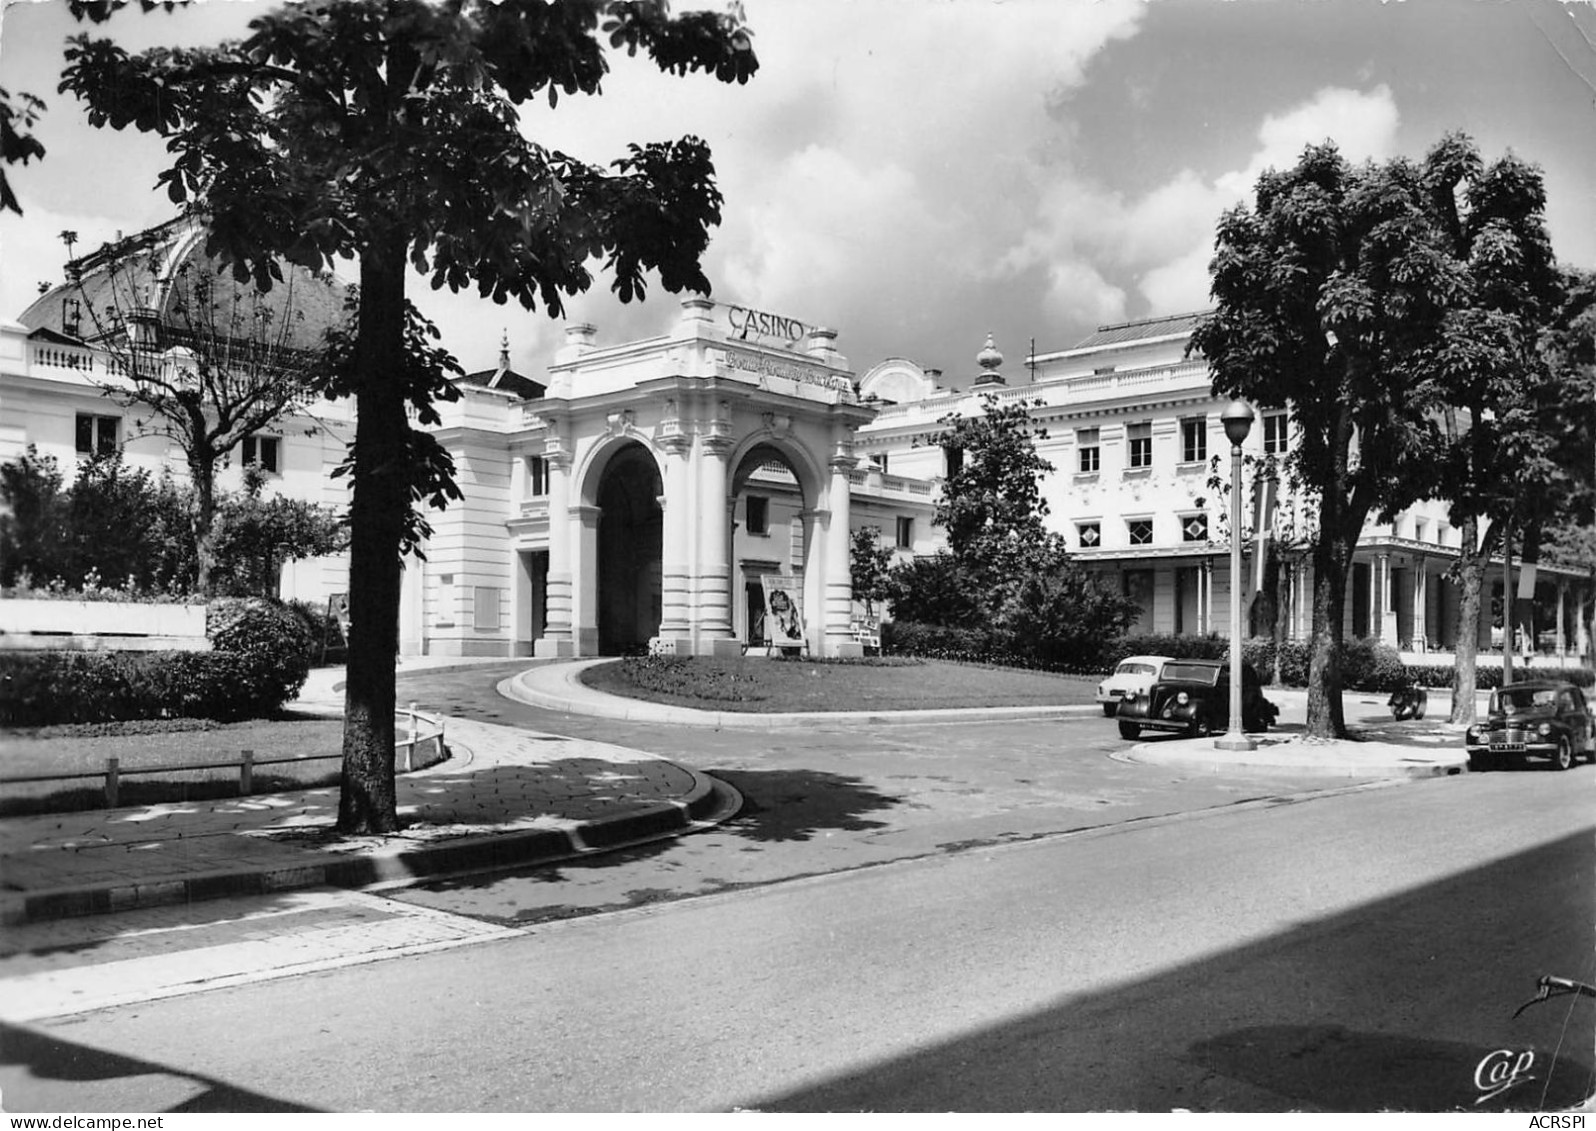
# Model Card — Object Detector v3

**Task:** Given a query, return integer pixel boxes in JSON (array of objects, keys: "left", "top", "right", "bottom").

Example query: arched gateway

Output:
[{"left": 528, "top": 298, "right": 876, "bottom": 658}]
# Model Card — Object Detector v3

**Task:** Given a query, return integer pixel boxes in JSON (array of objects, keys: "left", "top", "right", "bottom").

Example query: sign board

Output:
[
  {"left": 726, "top": 303, "right": 809, "bottom": 347},
  {"left": 328, "top": 593, "right": 351, "bottom": 639},
  {"left": 759, "top": 575, "right": 806, "bottom": 649}
]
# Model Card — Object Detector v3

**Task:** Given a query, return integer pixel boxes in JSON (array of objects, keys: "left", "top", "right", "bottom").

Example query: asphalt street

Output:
[{"left": 2, "top": 765, "right": 1590, "bottom": 1112}]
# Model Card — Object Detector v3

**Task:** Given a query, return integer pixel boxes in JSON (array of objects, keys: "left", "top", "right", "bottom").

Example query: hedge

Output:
[
  {"left": 1, "top": 597, "right": 316, "bottom": 726},
  {"left": 881, "top": 621, "right": 1115, "bottom": 675},
  {"left": 1106, "top": 633, "right": 1593, "bottom": 693}
]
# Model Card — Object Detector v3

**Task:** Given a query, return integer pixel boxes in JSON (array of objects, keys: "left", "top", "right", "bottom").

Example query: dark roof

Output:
[
  {"left": 17, "top": 218, "right": 349, "bottom": 353},
  {"left": 1071, "top": 311, "right": 1211, "bottom": 351},
  {"left": 459, "top": 366, "right": 545, "bottom": 401}
]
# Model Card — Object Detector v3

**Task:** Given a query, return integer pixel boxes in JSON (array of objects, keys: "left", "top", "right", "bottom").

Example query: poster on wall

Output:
[{"left": 760, "top": 575, "right": 806, "bottom": 649}]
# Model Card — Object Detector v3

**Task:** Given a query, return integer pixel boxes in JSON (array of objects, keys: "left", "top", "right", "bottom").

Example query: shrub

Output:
[
  {"left": 207, "top": 597, "right": 315, "bottom": 713},
  {"left": 882, "top": 621, "right": 996, "bottom": 664},
  {"left": 1340, "top": 637, "right": 1407, "bottom": 692},
  {"left": 0, "top": 649, "right": 261, "bottom": 726}
]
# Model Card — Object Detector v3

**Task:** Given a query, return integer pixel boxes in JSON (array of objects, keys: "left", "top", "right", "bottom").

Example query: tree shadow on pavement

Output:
[
  {"left": 708, "top": 767, "right": 899, "bottom": 843},
  {"left": 0, "top": 1021, "right": 322, "bottom": 1112}
]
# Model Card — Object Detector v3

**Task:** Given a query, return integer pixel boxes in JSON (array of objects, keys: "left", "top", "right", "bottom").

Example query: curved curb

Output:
[
  {"left": 499, "top": 661, "right": 1102, "bottom": 728},
  {"left": 3, "top": 766, "right": 744, "bottom": 925},
  {"left": 1111, "top": 740, "right": 1471, "bottom": 779}
]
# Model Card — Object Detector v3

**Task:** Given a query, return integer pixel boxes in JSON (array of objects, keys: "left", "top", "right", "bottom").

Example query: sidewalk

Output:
[
  {"left": 1, "top": 660, "right": 1479, "bottom": 925},
  {"left": 0, "top": 659, "right": 741, "bottom": 926}
]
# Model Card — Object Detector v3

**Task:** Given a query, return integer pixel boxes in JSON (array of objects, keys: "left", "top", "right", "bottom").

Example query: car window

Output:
[
  {"left": 1165, "top": 663, "right": 1220, "bottom": 684},
  {"left": 1117, "top": 662, "right": 1155, "bottom": 677}
]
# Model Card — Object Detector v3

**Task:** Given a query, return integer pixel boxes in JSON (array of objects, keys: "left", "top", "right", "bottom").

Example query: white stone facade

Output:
[{"left": 1, "top": 292, "right": 1589, "bottom": 664}]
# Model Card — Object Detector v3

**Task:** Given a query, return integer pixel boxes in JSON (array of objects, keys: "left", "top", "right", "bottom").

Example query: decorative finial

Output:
[
  {"left": 499, "top": 330, "right": 510, "bottom": 371},
  {"left": 974, "top": 332, "right": 1006, "bottom": 386}
]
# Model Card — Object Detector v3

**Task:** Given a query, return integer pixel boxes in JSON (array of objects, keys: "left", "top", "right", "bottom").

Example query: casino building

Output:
[{"left": 2, "top": 223, "right": 1590, "bottom": 664}]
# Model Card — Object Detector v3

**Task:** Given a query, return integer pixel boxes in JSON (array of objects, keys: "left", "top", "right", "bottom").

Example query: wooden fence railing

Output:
[{"left": 1, "top": 704, "right": 445, "bottom": 808}]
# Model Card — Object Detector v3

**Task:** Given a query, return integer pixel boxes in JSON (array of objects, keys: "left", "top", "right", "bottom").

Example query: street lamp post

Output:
[{"left": 1216, "top": 399, "right": 1256, "bottom": 752}]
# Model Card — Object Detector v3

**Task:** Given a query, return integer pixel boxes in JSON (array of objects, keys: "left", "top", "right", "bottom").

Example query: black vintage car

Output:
[
  {"left": 1115, "top": 658, "right": 1278, "bottom": 740},
  {"left": 1464, "top": 680, "right": 1595, "bottom": 771}
]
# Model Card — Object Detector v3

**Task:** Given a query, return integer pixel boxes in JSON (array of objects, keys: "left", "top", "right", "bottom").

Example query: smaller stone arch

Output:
[{"left": 727, "top": 429, "right": 826, "bottom": 510}]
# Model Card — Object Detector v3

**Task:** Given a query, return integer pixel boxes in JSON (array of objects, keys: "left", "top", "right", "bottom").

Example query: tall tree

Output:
[
  {"left": 933, "top": 393, "right": 1057, "bottom": 582},
  {"left": 0, "top": 87, "right": 47, "bottom": 214},
  {"left": 1399, "top": 135, "right": 1561, "bottom": 723},
  {"left": 49, "top": 220, "right": 340, "bottom": 594},
  {"left": 1192, "top": 137, "right": 1524, "bottom": 739},
  {"left": 1535, "top": 267, "right": 1596, "bottom": 657},
  {"left": 60, "top": 0, "right": 758, "bottom": 833}
]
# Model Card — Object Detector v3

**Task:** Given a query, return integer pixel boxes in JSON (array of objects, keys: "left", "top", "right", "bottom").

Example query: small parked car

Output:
[
  {"left": 1464, "top": 680, "right": 1595, "bottom": 771},
  {"left": 1096, "top": 655, "right": 1178, "bottom": 717},
  {"left": 1115, "top": 659, "right": 1279, "bottom": 740}
]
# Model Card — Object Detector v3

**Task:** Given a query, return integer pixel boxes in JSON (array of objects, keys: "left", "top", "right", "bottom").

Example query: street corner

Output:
[{"left": 1113, "top": 730, "right": 1471, "bottom": 779}]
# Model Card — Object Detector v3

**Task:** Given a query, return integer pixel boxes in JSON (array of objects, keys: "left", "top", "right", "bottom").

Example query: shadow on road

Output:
[
  {"left": 753, "top": 832, "right": 1596, "bottom": 1113},
  {"left": 0, "top": 1021, "right": 322, "bottom": 1112},
  {"left": 709, "top": 767, "right": 899, "bottom": 842}
]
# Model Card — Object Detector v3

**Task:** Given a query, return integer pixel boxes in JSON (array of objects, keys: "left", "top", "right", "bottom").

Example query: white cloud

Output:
[{"left": 1007, "top": 84, "right": 1404, "bottom": 328}]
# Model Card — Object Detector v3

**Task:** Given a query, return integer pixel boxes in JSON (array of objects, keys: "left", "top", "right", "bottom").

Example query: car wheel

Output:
[
  {"left": 1552, "top": 736, "right": 1573, "bottom": 771},
  {"left": 1117, "top": 721, "right": 1141, "bottom": 741},
  {"left": 1188, "top": 716, "right": 1212, "bottom": 739},
  {"left": 1467, "top": 752, "right": 1487, "bottom": 772},
  {"left": 1102, "top": 703, "right": 1118, "bottom": 718}
]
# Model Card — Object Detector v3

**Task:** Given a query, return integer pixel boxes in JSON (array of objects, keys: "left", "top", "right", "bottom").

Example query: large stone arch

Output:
[{"left": 594, "top": 442, "right": 663, "bottom": 654}]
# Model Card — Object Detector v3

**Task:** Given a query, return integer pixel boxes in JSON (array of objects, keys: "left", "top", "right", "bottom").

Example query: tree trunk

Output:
[
  {"left": 1303, "top": 535, "right": 1350, "bottom": 739},
  {"left": 190, "top": 452, "right": 218, "bottom": 597},
  {"left": 1272, "top": 550, "right": 1292, "bottom": 686},
  {"left": 338, "top": 236, "right": 409, "bottom": 835},
  {"left": 1500, "top": 522, "right": 1514, "bottom": 686},
  {"left": 1449, "top": 512, "right": 1485, "bottom": 726}
]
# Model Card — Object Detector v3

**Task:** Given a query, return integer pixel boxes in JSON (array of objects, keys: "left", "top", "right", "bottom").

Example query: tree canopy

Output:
[
  {"left": 1192, "top": 133, "right": 1563, "bottom": 737},
  {"left": 59, "top": 0, "right": 759, "bottom": 832}
]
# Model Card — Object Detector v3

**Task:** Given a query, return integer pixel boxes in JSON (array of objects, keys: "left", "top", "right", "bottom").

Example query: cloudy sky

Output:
[{"left": 3, "top": 0, "right": 1594, "bottom": 386}]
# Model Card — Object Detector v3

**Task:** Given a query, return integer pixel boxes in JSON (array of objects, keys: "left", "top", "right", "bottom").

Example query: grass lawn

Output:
[
  {"left": 0, "top": 714, "right": 345, "bottom": 817},
  {"left": 579, "top": 655, "right": 1101, "bottom": 713}
]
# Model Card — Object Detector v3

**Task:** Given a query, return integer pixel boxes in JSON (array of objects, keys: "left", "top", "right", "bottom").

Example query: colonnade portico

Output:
[{"left": 526, "top": 298, "right": 876, "bottom": 659}]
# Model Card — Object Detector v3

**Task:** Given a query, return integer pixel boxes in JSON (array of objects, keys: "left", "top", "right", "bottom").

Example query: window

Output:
[
  {"left": 1077, "top": 522, "right": 1101, "bottom": 549},
  {"left": 1127, "top": 422, "right": 1152, "bottom": 469},
  {"left": 1128, "top": 519, "right": 1154, "bottom": 546},
  {"left": 1181, "top": 514, "right": 1209, "bottom": 543},
  {"left": 1263, "top": 412, "right": 1289, "bottom": 455},
  {"left": 870, "top": 453, "right": 889, "bottom": 474},
  {"left": 1181, "top": 418, "right": 1207, "bottom": 464},
  {"left": 62, "top": 298, "right": 82, "bottom": 338},
  {"left": 746, "top": 495, "right": 769, "bottom": 536},
  {"left": 242, "top": 435, "right": 280, "bottom": 474},
  {"left": 1077, "top": 428, "right": 1100, "bottom": 474},
  {"left": 895, "top": 516, "right": 914, "bottom": 549},
  {"left": 943, "top": 444, "right": 963, "bottom": 478},
  {"left": 74, "top": 413, "right": 119, "bottom": 456},
  {"left": 529, "top": 455, "right": 549, "bottom": 497}
]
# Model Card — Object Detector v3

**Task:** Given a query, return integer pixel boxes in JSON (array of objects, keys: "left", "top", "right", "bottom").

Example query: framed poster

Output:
[{"left": 759, "top": 575, "right": 806, "bottom": 649}]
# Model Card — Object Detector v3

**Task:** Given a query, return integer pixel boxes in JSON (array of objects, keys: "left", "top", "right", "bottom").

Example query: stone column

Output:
[
  {"left": 1411, "top": 565, "right": 1428, "bottom": 653},
  {"left": 1556, "top": 578, "right": 1568, "bottom": 659},
  {"left": 533, "top": 448, "right": 575, "bottom": 658},
  {"left": 571, "top": 504, "right": 602, "bottom": 656},
  {"left": 695, "top": 429, "right": 739, "bottom": 656},
  {"left": 654, "top": 429, "right": 694, "bottom": 654},
  {"left": 825, "top": 446, "right": 862, "bottom": 657},
  {"left": 1380, "top": 554, "right": 1399, "bottom": 642}
]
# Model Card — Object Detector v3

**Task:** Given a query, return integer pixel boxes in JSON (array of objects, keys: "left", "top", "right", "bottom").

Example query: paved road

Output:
[
  {"left": 3, "top": 767, "right": 1589, "bottom": 1112},
  {"left": 387, "top": 662, "right": 1396, "bottom": 924}
]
